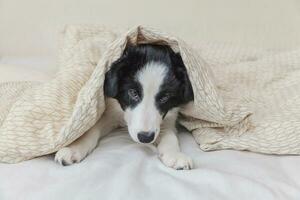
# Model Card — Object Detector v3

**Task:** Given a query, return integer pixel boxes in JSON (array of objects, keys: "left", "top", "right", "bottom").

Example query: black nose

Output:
[{"left": 137, "top": 131, "right": 155, "bottom": 143}]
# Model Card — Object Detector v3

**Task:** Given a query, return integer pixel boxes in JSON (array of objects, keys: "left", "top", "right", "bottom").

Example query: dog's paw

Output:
[
  {"left": 55, "top": 147, "right": 86, "bottom": 166},
  {"left": 159, "top": 152, "right": 193, "bottom": 170}
]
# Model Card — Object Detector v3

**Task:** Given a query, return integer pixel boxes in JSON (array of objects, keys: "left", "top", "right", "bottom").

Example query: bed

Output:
[{"left": 0, "top": 57, "right": 299, "bottom": 199}]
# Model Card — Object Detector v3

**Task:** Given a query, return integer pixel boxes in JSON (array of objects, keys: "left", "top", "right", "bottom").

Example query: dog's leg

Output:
[
  {"left": 157, "top": 129, "right": 193, "bottom": 170},
  {"left": 55, "top": 110, "right": 120, "bottom": 166}
]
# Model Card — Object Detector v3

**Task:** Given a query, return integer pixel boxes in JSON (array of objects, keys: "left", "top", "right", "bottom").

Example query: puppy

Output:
[{"left": 55, "top": 44, "right": 194, "bottom": 170}]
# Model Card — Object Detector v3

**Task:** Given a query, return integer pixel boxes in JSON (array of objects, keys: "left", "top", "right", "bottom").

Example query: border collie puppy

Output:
[{"left": 55, "top": 44, "right": 194, "bottom": 170}]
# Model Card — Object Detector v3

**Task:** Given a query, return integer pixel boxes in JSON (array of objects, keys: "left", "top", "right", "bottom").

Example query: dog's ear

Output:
[
  {"left": 171, "top": 52, "right": 194, "bottom": 103},
  {"left": 104, "top": 60, "right": 124, "bottom": 98},
  {"left": 104, "top": 46, "right": 132, "bottom": 98}
]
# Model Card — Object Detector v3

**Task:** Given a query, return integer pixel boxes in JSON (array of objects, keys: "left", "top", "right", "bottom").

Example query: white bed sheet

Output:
[{"left": 1, "top": 58, "right": 300, "bottom": 200}]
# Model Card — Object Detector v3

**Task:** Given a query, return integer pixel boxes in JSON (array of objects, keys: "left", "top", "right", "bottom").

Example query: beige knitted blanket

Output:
[{"left": 1, "top": 25, "right": 299, "bottom": 164}]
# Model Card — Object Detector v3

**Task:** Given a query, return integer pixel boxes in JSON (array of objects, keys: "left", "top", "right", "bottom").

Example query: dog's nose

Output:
[{"left": 137, "top": 131, "right": 155, "bottom": 143}]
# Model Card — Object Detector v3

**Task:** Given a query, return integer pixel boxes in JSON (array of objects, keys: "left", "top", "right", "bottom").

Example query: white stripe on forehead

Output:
[{"left": 136, "top": 62, "right": 167, "bottom": 96}]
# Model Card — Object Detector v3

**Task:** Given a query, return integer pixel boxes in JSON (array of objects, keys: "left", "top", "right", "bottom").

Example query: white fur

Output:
[
  {"left": 55, "top": 98, "right": 124, "bottom": 165},
  {"left": 125, "top": 62, "right": 166, "bottom": 143},
  {"left": 55, "top": 62, "right": 193, "bottom": 170}
]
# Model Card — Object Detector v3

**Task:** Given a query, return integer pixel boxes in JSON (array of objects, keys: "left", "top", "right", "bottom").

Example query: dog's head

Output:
[{"left": 104, "top": 44, "right": 194, "bottom": 144}]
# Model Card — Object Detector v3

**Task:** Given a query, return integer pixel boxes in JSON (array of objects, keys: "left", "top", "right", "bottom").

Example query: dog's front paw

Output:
[
  {"left": 159, "top": 152, "right": 193, "bottom": 170},
  {"left": 55, "top": 147, "right": 86, "bottom": 166}
]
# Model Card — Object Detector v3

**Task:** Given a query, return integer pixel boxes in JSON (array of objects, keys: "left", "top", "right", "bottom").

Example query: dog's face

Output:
[{"left": 104, "top": 44, "right": 194, "bottom": 144}]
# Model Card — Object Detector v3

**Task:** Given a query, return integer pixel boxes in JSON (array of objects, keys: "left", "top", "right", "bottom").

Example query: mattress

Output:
[{"left": 0, "top": 58, "right": 300, "bottom": 200}]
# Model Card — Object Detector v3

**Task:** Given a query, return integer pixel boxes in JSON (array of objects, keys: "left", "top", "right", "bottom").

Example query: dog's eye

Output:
[
  {"left": 128, "top": 89, "right": 140, "bottom": 101},
  {"left": 159, "top": 94, "right": 170, "bottom": 104}
]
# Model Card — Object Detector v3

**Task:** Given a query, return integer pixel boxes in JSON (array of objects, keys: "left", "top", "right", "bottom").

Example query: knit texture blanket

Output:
[{"left": 0, "top": 25, "right": 299, "bottom": 164}]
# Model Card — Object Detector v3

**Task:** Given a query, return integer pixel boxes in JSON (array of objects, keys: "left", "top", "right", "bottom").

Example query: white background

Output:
[{"left": 1, "top": 0, "right": 300, "bottom": 58}]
